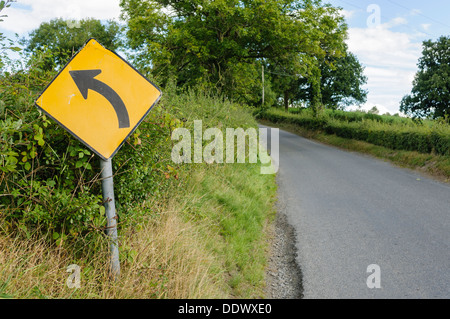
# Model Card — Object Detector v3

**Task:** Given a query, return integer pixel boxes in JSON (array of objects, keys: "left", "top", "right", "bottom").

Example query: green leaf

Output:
[
  {"left": 11, "top": 189, "right": 20, "bottom": 198},
  {"left": 46, "top": 180, "right": 56, "bottom": 188}
]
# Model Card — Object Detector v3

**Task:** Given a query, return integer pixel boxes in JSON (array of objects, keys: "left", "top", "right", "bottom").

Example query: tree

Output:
[
  {"left": 24, "top": 18, "right": 121, "bottom": 70},
  {"left": 368, "top": 106, "right": 379, "bottom": 115},
  {"left": 319, "top": 50, "right": 367, "bottom": 109},
  {"left": 280, "top": 48, "right": 366, "bottom": 112},
  {"left": 400, "top": 36, "right": 450, "bottom": 119},
  {"left": 0, "top": 0, "right": 21, "bottom": 70},
  {"left": 257, "top": 1, "right": 349, "bottom": 112},
  {"left": 120, "top": 0, "right": 348, "bottom": 107}
]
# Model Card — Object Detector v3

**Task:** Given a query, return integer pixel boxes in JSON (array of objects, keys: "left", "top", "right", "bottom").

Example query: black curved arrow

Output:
[{"left": 69, "top": 69, "right": 130, "bottom": 129}]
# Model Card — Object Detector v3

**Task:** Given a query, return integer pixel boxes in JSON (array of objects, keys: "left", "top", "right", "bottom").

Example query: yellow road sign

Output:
[{"left": 35, "top": 38, "right": 162, "bottom": 160}]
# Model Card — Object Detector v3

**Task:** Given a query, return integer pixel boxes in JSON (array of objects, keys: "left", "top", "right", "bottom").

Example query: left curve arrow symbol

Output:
[{"left": 69, "top": 69, "right": 130, "bottom": 129}]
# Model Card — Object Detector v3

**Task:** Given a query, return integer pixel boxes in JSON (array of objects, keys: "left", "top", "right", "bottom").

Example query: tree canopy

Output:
[
  {"left": 120, "top": 0, "right": 366, "bottom": 111},
  {"left": 400, "top": 36, "right": 450, "bottom": 119},
  {"left": 24, "top": 18, "right": 121, "bottom": 70},
  {"left": 319, "top": 49, "right": 368, "bottom": 109}
]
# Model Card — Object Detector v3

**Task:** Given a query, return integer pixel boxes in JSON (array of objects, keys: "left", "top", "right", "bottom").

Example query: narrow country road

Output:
[{"left": 262, "top": 125, "right": 450, "bottom": 299}]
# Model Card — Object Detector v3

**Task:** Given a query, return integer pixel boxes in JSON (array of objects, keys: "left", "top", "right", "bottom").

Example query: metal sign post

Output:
[{"left": 100, "top": 158, "right": 120, "bottom": 279}]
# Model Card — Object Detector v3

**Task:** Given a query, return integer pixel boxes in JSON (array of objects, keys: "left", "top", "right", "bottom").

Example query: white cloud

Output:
[
  {"left": 410, "top": 9, "right": 422, "bottom": 16},
  {"left": 421, "top": 23, "right": 431, "bottom": 31},
  {"left": 345, "top": 18, "right": 422, "bottom": 114},
  {"left": 2, "top": 0, "right": 122, "bottom": 35},
  {"left": 384, "top": 17, "right": 408, "bottom": 28},
  {"left": 340, "top": 9, "right": 356, "bottom": 20}
]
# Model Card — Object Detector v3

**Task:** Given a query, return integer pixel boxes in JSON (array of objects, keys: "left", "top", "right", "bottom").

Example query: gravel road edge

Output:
[{"left": 265, "top": 209, "right": 303, "bottom": 299}]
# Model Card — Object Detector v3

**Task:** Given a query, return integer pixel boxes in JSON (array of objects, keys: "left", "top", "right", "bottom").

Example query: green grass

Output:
[
  {"left": 165, "top": 88, "right": 278, "bottom": 297},
  {"left": 182, "top": 162, "right": 277, "bottom": 297},
  {"left": 0, "top": 88, "right": 278, "bottom": 299}
]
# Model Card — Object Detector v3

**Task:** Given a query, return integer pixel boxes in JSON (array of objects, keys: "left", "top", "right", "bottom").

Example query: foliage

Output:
[
  {"left": 288, "top": 49, "right": 367, "bottom": 111},
  {"left": 309, "top": 108, "right": 408, "bottom": 125},
  {"left": 267, "top": 1, "right": 349, "bottom": 112},
  {"left": 319, "top": 50, "right": 367, "bottom": 109},
  {"left": 368, "top": 106, "right": 379, "bottom": 115},
  {"left": 400, "top": 36, "right": 450, "bottom": 119},
  {"left": 258, "top": 108, "right": 450, "bottom": 155},
  {"left": 0, "top": 0, "right": 21, "bottom": 70},
  {"left": 0, "top": 49, "right": 178, "bottom": 244},
  {"left": 120, "top": 0, "right": 352, "bottom": 110},
  {"left": 23, "top": 18, "right": 121, "bottom": 70},
  {"left": 0, "top": 82, "right": 277, "bottom": 298}
]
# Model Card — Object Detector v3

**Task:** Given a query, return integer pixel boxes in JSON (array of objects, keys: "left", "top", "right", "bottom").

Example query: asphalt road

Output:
[{"left": 262, "top": 125, "right": 450, "bottom": 299}]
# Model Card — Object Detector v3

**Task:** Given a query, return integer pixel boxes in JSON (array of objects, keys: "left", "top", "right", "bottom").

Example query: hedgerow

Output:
[{"left": 258, "top": 108, "right": 450, "bottom": 156}]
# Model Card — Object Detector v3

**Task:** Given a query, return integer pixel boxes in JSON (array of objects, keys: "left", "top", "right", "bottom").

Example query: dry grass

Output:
[
  {"left": 0, "top": 197, "right": 228, "bottom": 299},
  {"left": 0, "top": 160, "right": 277, "bottom": 300},
  {"left": 114, "top": 201, "right": 228, "bottom": 299}
]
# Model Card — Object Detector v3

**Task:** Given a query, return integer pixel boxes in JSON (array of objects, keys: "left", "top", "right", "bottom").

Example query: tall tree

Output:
[
  {"left": 120, "top": 0, "right": 348, "bottom": 107},
  {"left": 319, "top": 49, "right": 367, "bottom": 109},
  {"left": 267, "top": 3, "right": 349, "bottom": 112},
  {"left": 268, "top": 2, "right": 348, "bottom": 113},
  {"left": 24, "top": 18, "right": 121, "bottom": 70},
  {"left": 400, "top": 36, "right": 450, "bottom": 119}
]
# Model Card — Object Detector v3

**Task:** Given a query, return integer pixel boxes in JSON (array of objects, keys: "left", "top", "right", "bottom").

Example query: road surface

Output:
[{"left": 263, "top": 125, "right": 450, "bottom": 299}]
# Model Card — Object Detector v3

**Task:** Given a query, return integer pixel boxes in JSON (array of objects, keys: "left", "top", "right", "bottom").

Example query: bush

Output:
[
  {"left": 0, "top": 52, "right": 179, "bottom": 243},
  {"left": 258, "top": 108, "right": 450, "bottom": 156}
]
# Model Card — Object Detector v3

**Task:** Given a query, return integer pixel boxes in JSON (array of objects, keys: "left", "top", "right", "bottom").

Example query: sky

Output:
[
  {"left": 326, "top": 0, "right": 450, "bottom": 114},
  {"left": 0, "top": 0, "right": 449, "bottom": 115}
]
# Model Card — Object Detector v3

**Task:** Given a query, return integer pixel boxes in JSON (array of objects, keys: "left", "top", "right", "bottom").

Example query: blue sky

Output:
[
  {"left": 1, "top": 0, "right": 449, "bottom": 114},
  {"left": 326, "top": 0, "right": 450, "bottom": 114}
]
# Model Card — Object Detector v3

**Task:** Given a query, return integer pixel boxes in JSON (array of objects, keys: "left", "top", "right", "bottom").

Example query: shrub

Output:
[
  {"left": 258, "top": 108, "right": 450, "bottom": 156},
  {"left": 0, "top": 52, "right": 178, "bottom": 243}
]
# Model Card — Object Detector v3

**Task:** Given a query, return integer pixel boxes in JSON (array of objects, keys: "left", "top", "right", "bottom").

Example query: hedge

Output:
[{"left": 258, "top": 109, "right": 450, "bottom": 156}]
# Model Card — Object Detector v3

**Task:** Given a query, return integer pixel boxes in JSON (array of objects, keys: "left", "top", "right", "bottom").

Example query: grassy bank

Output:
[
  {"left": 258, "top": 113, "right": 450, "bottom": 182},
  {"left": 0, "top": 87, "right": 277, "bottom": 299}
]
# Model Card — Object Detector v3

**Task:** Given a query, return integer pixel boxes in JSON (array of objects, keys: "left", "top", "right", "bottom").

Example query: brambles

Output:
[{"left": 0, "top": 51, "right": 177, "bottom": 244}]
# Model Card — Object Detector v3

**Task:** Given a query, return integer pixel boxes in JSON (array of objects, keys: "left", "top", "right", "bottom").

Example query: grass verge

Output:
[
  {"left": 0, "top": 90, "right": 278, "bottom": 299},
  {"left": 181, "top": 162, "right": 277, "bottom": 298}
]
